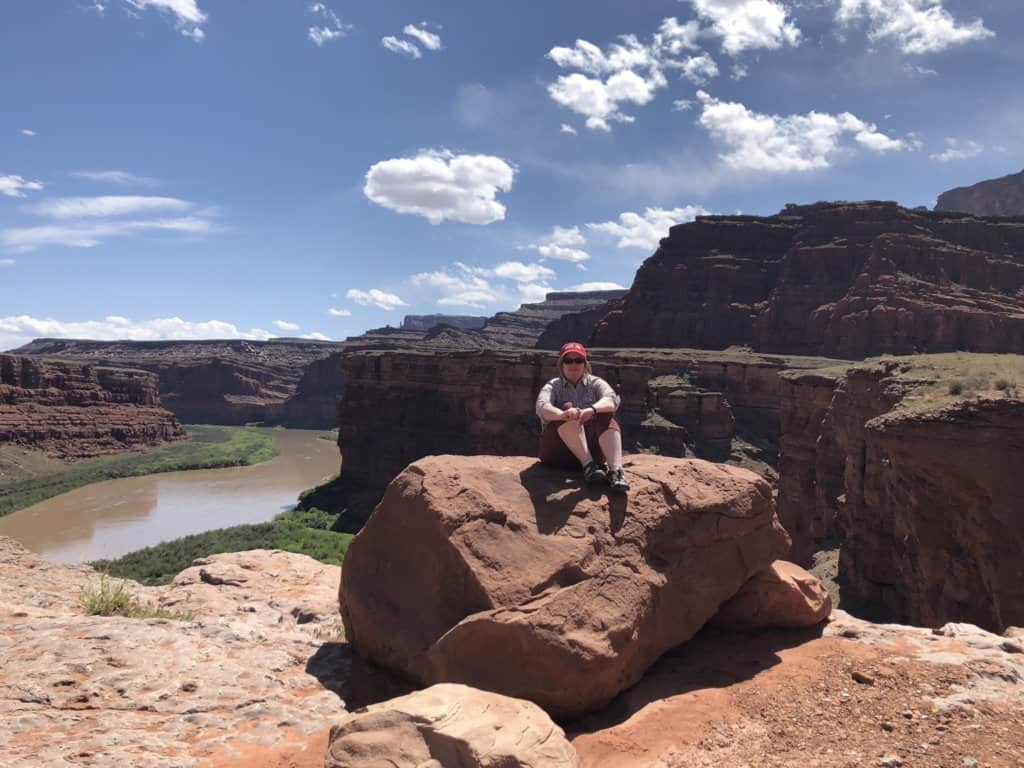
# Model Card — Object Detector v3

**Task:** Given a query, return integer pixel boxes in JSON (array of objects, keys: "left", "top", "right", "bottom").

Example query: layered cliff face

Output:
[
  {"left": 400, "top": 314, "right": 487, "bottom": 331},
  {"left": 480, "top": 290, "right": 627, "bottom": 347},
  {"left": 332, "top": 347, "right": 837, "bottom": 517},
  {"left": 936, "top": 168, "right": 1024, "bottom": 217},
  {"left": 0, "top": 354, "right": 185, "bottom": 459},
  {"left": 777, "top": 354, "right": 1024, "bottom": 632},
  {"left": 11, "top": 338, "right": 344, "bottom": 425},
  {"left": 592, "top": 202, "right": 1024, "bottom": 358}
]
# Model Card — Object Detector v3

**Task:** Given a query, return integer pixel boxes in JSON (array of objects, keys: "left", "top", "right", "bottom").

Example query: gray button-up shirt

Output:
[{"left": 535, "top": 374, "right": 620, "bottom": 422}]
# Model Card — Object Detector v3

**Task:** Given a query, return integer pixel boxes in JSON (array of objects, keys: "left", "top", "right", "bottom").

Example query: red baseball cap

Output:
[{"left": 559, "top": 341, "right": 587, "bottom": 361}]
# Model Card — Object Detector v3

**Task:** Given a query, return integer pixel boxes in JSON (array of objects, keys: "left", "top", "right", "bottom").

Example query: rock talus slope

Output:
[{"left": 340, "top": 453, "right": 790, "bottom": 717}]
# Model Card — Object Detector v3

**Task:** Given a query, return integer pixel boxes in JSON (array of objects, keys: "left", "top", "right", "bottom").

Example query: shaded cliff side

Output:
[
  {"left": 936, "top": 168, "right": 1024, "bottom": 217},
  {"left": 480, "top": 290, "right": 627, "bottom": 347},
  {"left": 591, "top": 201, "right": 1024, "bottom": 358},
  {"left": 310, "top": 346, "right": 839, "bottom": 530},
  {"left": 10, "top": 338, "right": 344, "bottom": 425},
  {"left": 777, "top": 353, "right": 1024, "bottom": 632},
  {"left": 0, "top": 354, "right": 185, "bottom": 459}
]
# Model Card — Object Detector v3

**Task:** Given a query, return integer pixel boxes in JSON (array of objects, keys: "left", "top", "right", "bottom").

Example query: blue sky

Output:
[{"left": 2, "top": 0, "right": 1022, "bottom": 349}]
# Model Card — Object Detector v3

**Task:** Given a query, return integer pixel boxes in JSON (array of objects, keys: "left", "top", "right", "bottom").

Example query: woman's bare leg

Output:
[
  {"left": 598, "top": 428, "right": 623, "bottom": 468},
  {"left": 557, "top": 420, "right": 593, "bottom": 466}
]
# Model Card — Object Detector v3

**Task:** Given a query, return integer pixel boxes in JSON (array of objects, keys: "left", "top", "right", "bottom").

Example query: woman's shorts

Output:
[{"left": 538, "top": 410, "right": 621, "bottom": 470}]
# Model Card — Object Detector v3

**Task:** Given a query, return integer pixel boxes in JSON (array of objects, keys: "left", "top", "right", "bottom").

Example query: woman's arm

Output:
[
  {"left": 536, "top": 380, "right": 569, "bottom": 423},
  {"left": 589, "top": 378, "right": 621, "bottom": 414}
]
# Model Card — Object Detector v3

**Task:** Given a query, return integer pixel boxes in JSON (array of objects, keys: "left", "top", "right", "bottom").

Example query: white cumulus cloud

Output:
[
  {"left": 412, "top": 264, "right": 498, "bottom": 308},
  {"left": 493, "top": 261, "right": 556, "bottom": 283},
  {"left": 346, "top": 288, "right": 408, "bottom": 311},
  {"left": 308, "top": 2, "right": 351, "bottom": 46},
  {"left": 675, "top": 53, "right": 720, "bottom": 84},
  {"left": 588, "top": 206, "right": 710, "bottom": 250},
  {"left": 547, "top": 66, "right": 665, "bottom": 132},
  {"left": 696, "top": 91, "right": 906, "bottom": 172},
  {"left": 523, "top": 225, "right": 591, "bottom": 263},
  {"left": 686, "top": 0, "right": 801, "bottom": 55},
  {"left": 124, "top": 0, "right": 207, "bottom": 42},
  {"left": 929, "top": 138, "right": 984, "bottom": 162},
  {"left": 327, "top": 307, "right": 352, "bottom": 317},
  {"left": 0, "top": 175, "right": 43, "bottom": 198},
  {"left": 835, "top": 0, "right": 994, "bottom": 55},
  {"left": 364, "top": 149, "right": 516, "bottom": 225},
  {"left": 301, "top": 332, "right": 331, "bottom": 341},
  {"left": 273, "top": 320, "right": 300, "bottom": 331}
]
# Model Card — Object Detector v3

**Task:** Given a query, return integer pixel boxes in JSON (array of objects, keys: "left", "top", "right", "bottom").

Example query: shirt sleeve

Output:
[
  {"left": 592, "top": 377, "right": 621, "bottom": 410},
  {"left": 535, "top": 378, "right": 556, "bottom": 420}
]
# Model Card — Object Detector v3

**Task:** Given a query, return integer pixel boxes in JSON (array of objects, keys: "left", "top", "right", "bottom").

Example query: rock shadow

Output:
[
  {"left": 564, "top": 622, "right": 828, "bottom": 735},
  {"left": 519, "top": 461, "right": 629, "bottom": 535},
  {"left": 306, "top": 641, "right": 417, "bottom": 710}
]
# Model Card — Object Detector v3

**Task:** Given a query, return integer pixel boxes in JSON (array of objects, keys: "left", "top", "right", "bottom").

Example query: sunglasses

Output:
[{"left": 562, "top": 357, "right": 586, "bottom": 364}]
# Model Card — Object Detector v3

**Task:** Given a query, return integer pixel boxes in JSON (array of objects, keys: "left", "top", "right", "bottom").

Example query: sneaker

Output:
[
  {"left": 609, "top": 467, "right": 630, "bottom": 493},
  {"left": 583, "top": 460, "right": 608, "bottom": 484}
]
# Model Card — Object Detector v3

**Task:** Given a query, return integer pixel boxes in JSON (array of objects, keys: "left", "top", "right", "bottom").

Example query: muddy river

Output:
[{"left": 0, "top": 429, "right": 340, "bottom": 564}]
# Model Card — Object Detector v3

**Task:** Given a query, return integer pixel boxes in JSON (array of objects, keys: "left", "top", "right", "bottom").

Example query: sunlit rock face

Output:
[
  {"left": 0, "top": 353, "right": 185, "bottom": 458},
  {"left": 591, "top": 201, "right": 1024, "bottom": 358}
]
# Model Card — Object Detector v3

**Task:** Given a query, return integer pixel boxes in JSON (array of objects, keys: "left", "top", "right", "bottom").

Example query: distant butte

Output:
[{"left": 936, "top": 168, "right": 1024, "bottom": 217}]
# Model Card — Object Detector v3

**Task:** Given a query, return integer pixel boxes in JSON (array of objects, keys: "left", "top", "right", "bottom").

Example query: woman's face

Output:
[{"left": 561, "top": 355, "right": 586, "bottom": 383}]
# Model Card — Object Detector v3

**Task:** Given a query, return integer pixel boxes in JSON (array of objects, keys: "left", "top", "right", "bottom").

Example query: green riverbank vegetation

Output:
[
  {"left": 91, "top": 505, "right": 353, "bottom": 586},
  {"left": 0, "top": 425, "right": 277, "bottom": 518}
]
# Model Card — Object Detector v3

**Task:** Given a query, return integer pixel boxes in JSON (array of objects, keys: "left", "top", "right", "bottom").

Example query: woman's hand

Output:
[
  {"left": 562, "top": 407, "right": 581, "bottom": 421},
  {"left": 579, "top": 406, "right": 596, "bottom": 423}
]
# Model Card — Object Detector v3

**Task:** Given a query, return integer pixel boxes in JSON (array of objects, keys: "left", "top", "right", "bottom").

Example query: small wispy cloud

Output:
[
  {"left": 588, "top": 206, "right": 709, "bottom": 251},
  {"left": 929, "top": 137, "right": 984, "bottom": 162},
  {"left": 0, "top": 259, "right": 15, "bottom": 267},
  {"left": 402, "top": 23, "right": 442, "bottom": 51},
  {"left": 1, "top": 217, "right": 217, "bottom": 253},
  {"left": 28, "top": 195, "right": 192, "bottom": 219},
  {"left": 560, "top": 124, "right": 578, "bottom": 135},
  {"left": 382, "top": 36, "right": 421, "bottom": 59},
  {"left": 308, "top": 2, "right": 351, "bottom": 46},
  {"left": 301, "top": 332, "right": 332, "bottom": 341},
  {"left": 123, "top": 0, "right": 208, "bottom": 42},
  {"left": 273, "top": 320, "right": 300, "bottom": 331},
  {"left": 0, "top": 175, "right": 44, "bottom": 198},
  {"left": 570, "top": 281, "right": 626, "bottom": 291},
  {"left": 327, "top": 307, "right": 351, "bottom": 317},
  {"left": 69, "top": 170, "right": 161, "bottom": 186},
  {"left": 346, "top": 288, "right": 408, "bottom": 310},
  {"left": 20, "top": 129, "right": 36, "bottom": 137},
  {"left": 382, "top": 21, "right": 443, "bottom": 59}
]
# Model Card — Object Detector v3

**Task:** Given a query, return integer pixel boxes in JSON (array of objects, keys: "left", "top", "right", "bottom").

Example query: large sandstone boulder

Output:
[
  {"left": 325, "top": 683, "right": 579, "bottom": 768},
  {"left": 712, "top": 560, "right": 832, "bottom": 629},
  {"left": 340, "top": 454, "right": 790, "bottom": 716}
]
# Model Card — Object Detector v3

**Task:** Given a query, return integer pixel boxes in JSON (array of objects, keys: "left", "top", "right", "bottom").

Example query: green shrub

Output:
[
  {"left": 947, "top": 381, "right": 964, "bottom": 395},
  {"left": 80, "top": 575, "right": 193, "bottom": 620}
]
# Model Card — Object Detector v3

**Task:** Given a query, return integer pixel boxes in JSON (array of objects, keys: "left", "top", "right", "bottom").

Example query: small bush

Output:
[
  {"left": 947, "top": 381, "right": 964, "bottom": 395},
  {"left": 80, "top": 575, "right": 193, "bottom": 621},
  {"left": 995, "top": 378, "right": 1011, "bottom": 391}
]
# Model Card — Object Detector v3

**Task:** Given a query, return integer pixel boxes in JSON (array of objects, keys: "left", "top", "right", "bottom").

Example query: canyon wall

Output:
[
  {"left": 335, "top": 347, "right": 833, "bottom": 494},
  {"left": 936, "top": 169, "right": 1024, "bottom": 217},
  {"left": 591, "top": 202, "right": 1024, "bottom": 358},
  {"left": 776, "top": 358, "right": 1024, "bottom": 632},
  {"left": 11, "top": 338, "right": 344, "bottom": 426},
  {"left": 0, "top": 354, "right": 185, "bottom": 459}
]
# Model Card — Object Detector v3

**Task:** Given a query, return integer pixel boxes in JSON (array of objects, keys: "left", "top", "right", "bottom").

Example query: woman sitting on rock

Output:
[{"left": 535, "top": 341, "right": 629, "bottom": 492}]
